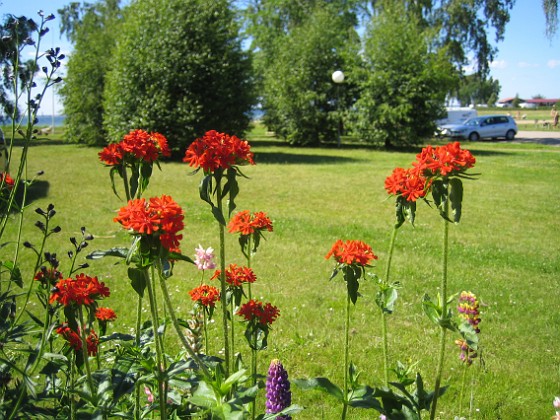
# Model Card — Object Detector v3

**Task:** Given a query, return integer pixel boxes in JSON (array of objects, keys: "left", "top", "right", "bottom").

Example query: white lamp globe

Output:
[{"left": 331, "top": 70, "right": 344, "bottom": 84}]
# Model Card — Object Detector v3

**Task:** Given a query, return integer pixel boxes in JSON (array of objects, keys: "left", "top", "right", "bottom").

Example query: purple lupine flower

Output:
[{"left": 266, "top": 359, "right": 292, "bottom": 419}]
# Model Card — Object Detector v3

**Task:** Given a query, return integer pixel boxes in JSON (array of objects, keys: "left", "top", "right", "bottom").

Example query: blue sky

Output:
[{"left": 1, "top": 0, "right": 558, "bottom": 114}]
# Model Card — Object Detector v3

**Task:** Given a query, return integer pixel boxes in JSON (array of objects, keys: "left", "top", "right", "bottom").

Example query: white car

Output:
[{"left": 439, "top": 115, "right": 518, "bottom": 141}]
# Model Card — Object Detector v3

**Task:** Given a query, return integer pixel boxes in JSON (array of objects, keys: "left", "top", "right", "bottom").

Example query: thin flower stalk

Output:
[
  {"left": 430, "top": 191, "right": 450, "bottom": 420},
  {"left": 381, "top": 225, "right": 398, "bottom": 387},
  {"left": 78, "top": 307, "right": 97, "bottom": 406},
  {"left": 144, "top": 268, "right": 167, "bottom": 420}
]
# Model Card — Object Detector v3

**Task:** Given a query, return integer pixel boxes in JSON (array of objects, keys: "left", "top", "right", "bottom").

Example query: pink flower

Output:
[
  {"left": 194, "top": 245, "right": 217, "bottom": 270},
  {"left": 554, "top": 396, "right": 560, "bottom": 409},
  {"left": 144, "top": 386, "right": 154, "bottom": 404}
]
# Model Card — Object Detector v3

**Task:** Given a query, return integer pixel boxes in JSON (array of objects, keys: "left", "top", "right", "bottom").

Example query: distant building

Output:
[{"left": 498, "top": 97, "right": 560, "bottom": 108}]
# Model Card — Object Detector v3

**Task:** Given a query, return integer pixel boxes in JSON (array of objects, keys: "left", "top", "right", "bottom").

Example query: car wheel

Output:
[
  {"left": 468, "top": 132, "right": 479, "bottom": 141},
  {"left": 505, "top": 129, "right": 515, "bottom": 140}
]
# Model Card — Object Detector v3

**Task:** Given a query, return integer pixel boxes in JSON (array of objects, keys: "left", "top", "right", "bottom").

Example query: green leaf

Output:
[
  {"left": 376, "top": 287, "right": 398, "bottom": 314},
  {"left": 128, "top": 267, "right": 147, "bottom": 297},
  {"left": 112, "top": 355, "right": 137, "bottom": 402},
  {"left": 293, "top": 377, "right": 344, "bottom": 402},
  {"left": 259, "top": 405, "right": 305, "bottom": 419},
  {"left": 189, "top": 380, "right": 218, "bottom": 408},
  {"left": 348, "top": 385, "right": 383, "bottom": 410},
  {"left": 431, "top": 180, "right": 446, "bottom": 212},
  {"left": 421, "top": 294, "right": 440, "bottom": 326},
  {"left": 343, "top": 265, "right": 362, "bottom": 305},
  {"left": 129, "top": 165, "right": 140, "bottom": 199},
  {"left": 2, "top": 261, "right": 22, "bottom": 288},
  {"left": 87, "top": 247, "right": 129, "bottom": 260},
  {"left": 449, "top": 177, "right": 463, "bottom": 223},
  {"left": 395, "top": 196, "right": 406, "bottom": 228},
  {"left": 109, "top": 166, "right": 122, "bottom": 199},
  {"left": 139, "top": 163, "right": 153, "bottom": 195},
  {"left": 225, "top": 168, "right": 239, "bottom": 217},
  {"left": 458, "top": 321, "right": 479, "bottom": 350}
]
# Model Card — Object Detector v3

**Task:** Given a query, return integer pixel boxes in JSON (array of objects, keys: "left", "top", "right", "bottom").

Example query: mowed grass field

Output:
[{"left": 3, "top": 128, "right": 560, "bottom": 419}]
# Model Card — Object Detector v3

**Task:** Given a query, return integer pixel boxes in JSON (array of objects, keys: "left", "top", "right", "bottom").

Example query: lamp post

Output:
[{"left": 332, "top": 70, "right": 344, "bottom": 147}]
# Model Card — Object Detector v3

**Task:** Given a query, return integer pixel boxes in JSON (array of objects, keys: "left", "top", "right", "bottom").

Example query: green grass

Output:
[{"left": 3, "top": 131, "right": 560, "bottom": 419}]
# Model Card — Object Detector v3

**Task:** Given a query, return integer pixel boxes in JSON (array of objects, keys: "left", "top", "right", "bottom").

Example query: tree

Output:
[
  {"left": 456, "top": 74, "right": 501, "bottom": 106},
  {"left": 103, "top": 0, "right": 254, "bottom": 152},
  {"left": 58, "top": 0, "right": 122, "bottom": 145},
  {"left": 357, "top": 0, "right": 515, "bottom": 76},
  {"left": 0, "top": 15, "right": 40, "bottom": 123},
  {"left": 244, "top": 0, "right": 361, "bottom": 145},
  {"left": 543, "top": 0, "right": 558, "bottom": 38},
  {"left": 349, "top": 1, "right": 457, "bottom": 148},
  {"left": 255, "top": 4, "right": 360, "bottom": 145}
]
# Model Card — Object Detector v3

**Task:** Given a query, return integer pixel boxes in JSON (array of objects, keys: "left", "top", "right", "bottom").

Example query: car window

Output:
[{"left": 465, "top": 119, "right": 480, "bottom": 126}]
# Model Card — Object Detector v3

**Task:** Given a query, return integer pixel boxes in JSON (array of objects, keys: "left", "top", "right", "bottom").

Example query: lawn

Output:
[{"left": 3, "top": 129, "right": 560, "bottom": 419}]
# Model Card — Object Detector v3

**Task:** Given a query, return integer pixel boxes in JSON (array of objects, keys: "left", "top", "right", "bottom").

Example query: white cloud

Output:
[
  {"left": 517, "top": 61, "right": 539, "bottom": 68},
  {"left": 490, "top": 60, "right": 507, "bottom": 69},
  {"left": 547, "top": 59, "right": 560, "bottom": 68}
]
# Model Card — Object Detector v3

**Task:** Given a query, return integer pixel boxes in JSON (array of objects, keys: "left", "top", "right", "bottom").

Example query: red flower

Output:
[
  {"left": 0, "top": 172, "right": 15, "bottom": 190},
  {"left": 95, "top": 307, "right": 117, "bottom": 322},
  {"left": 211, "top": 264, "right": 257, "bottom": 287},
  {"left": 414, "top": 142, "right": 476, "bottom": 178},
  {"left": 56, "top": 324, "right": 82, "bottom": 351},
  {"left": 237, "top": 299, "right": 280, "bottom": 326},
  {"left": 384, "top": 167, "right": 429, "bottom": 202},
  {"left": 98, "top": 143, "right": 124, "bottom": 166},
  {"left": 99, "top": 130, "right": 171, "bottom": 166},
  {"left": 228, "top": 210, "right": 273, "bottom": 236},
  {"left": 189, "top": 284, "right": 221, "bottom": 307},
  {"left": 86, "top": 329, "right": 99, "bottom": 356},
  {"left": 49, "top": 273, "right": 110, "bottom": 307},
  {"left": 325, "top": 239, "right": 378, "bottom": 266},
  {"left": 183, "top": 130, "right": 255, "bottom": 173},
  {"left": 114, "top": 195, "right": 184, "bottom": 252}
]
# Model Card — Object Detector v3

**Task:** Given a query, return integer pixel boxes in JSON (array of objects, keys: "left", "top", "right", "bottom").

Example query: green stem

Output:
[
  {"left": 381, "top": 225, "right": 399, "bottom": 387},
  {"left": 342, "top": 292, "right": 351, "bottom": 420},
  {"left": 203, "top": 309, "right": 209, "bottom": 354},
  {"left": 134, "top": 296, "right": 142, "bottom": 420},
  {"left": 144, "top": 269, "right": 167, "bottom": 420},
  {"left": 430, "top": 188, "right": 450, "bottom": 420},
  {"left": 247, "top": 235, "right": 252, "bottom": 300},
  {"left": 231, "top": 300, "right": 236, "bottom": 362},
  {"left": 156, "top": 261, "right": 210, "bottom": 377},
  {"left": 78, "top": 307, "right": 97, "bottom": 406},
  {"left": 70, "top": 351, "right": 76, "bottom": 420},
  {"left": 459, "top": 363, "right": 468, "bottom": 416},
  {"left": 251, "top": 344, "right": 257, "bottom": 420},
  {"left": 216, "top": 178, "right": 231, "bottom": 376}
]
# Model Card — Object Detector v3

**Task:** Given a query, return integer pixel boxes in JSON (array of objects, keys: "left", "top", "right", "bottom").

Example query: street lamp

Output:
[{"left": 331, "top": 70, "right": 344, "bottom": 147}]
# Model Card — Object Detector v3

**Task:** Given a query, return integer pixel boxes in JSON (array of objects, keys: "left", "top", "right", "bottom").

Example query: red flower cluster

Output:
[
  {"left": 183, "top": 130, "right": 255, "bottom": 173},
  {"left": 0, "top": 172, "right": 14, "bottom": 189},
  {"left": 56, "top": 324, "right": 99, "bottom": 356},
  {"left": 228, "top": 210, "right": 273, "bottom": 236},
  {"left": 384, "top": 167, "right": 430, "bottom": 202},
  {"left": 211, "top": 264, "right": 257, "bottom": 287},
  {"left": 189, "top": 284, "right": 221, "bottom": 307},
  {"left": 50, "top": 274, "right": 110, "bottom": 307},
  {"left": 95, "top": 307, "right": 117, "bottom": 322},
  {"left": 385, "top": 142, "right": 476, "bottom": 201},
  {"left": 237, "top": 299, "right": 280, "bottom": 326},
  {"left": 114, "top": 195, "right": 184, "bottom": 252},
  {"left": 414, "top": 142, "right": 476, "bottom": 178},
  {"left": 325, "top": 239, "right": 378, "bottom": 267},
  {"left": 99, "top": 129, "right": 171, "bottom": 166}
]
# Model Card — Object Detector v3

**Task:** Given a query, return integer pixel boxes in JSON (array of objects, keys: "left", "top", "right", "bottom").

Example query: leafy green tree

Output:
[
  {"left": 349, "top": 1, "right": 457, "bottom": 147},
  {"left": 58, "top": 0, "right": 122, "bottom": 145},
  {"left": 456, "top": 74, "right": 501, "bottom": 106},
  {"left": 0, "top": 15, "right": 42, "bottom": 123},
  {"left": 103, "top": 0, "right": 254, "bottom": 152},
  {"left": 244, "top": 1, "right": 361, "bottom": 145},
  {"left": 357, "top": 0, "right": 515, "bottom": 77}
]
